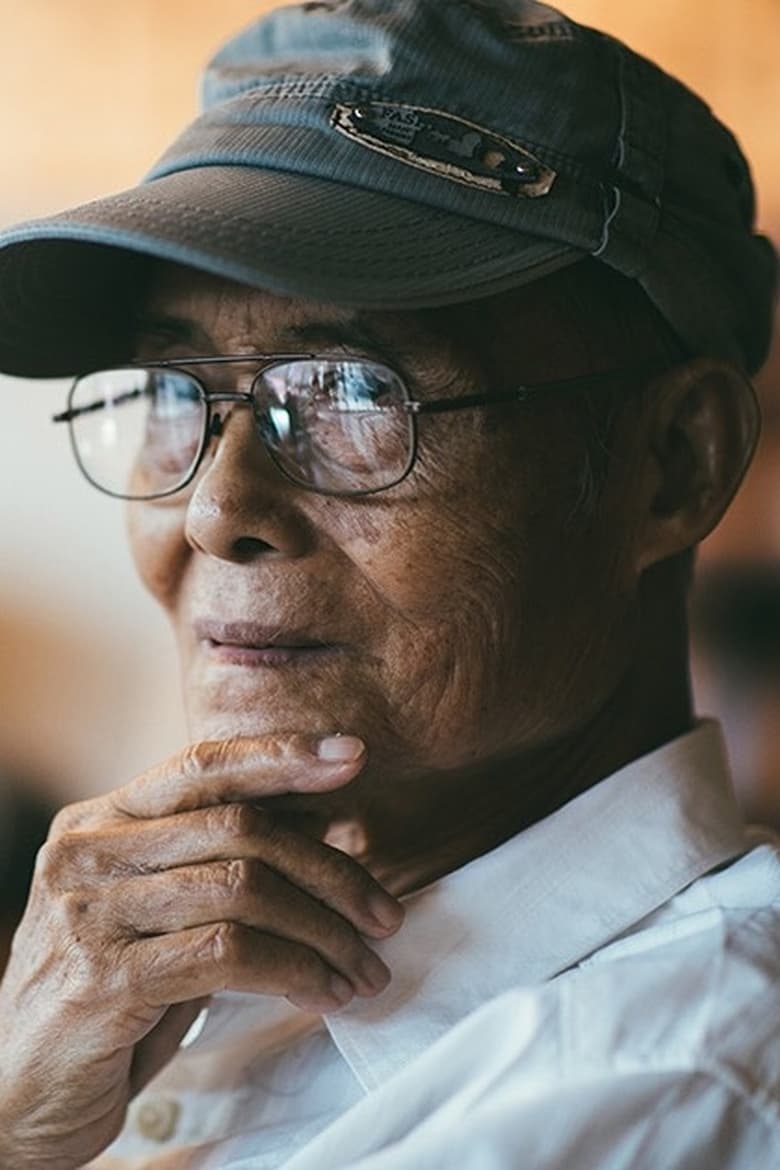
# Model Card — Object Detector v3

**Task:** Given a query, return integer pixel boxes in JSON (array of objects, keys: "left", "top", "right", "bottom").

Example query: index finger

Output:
[{"left": 109, "top": 733, "right": 366, "bottom": 820}]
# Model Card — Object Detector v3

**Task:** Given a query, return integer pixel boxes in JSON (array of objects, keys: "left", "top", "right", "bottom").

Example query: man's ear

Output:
[{"left": 634, "top": 359, "right": 760, "bottom": 574}]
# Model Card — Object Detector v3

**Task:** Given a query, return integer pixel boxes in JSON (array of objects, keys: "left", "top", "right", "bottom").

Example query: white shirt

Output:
[{"left": 91, "top": 723, "right": 780, "bottom": 1169}]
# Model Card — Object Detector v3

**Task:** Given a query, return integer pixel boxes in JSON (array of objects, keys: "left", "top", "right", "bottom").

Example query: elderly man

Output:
[{"left": 0, "top": 2, "right": 777, "bottom": 1168}]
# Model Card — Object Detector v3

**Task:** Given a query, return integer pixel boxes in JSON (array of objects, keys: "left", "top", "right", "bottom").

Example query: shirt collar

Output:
[{"left": 325, "top": 721, "right": 748, "bottom": 1090}]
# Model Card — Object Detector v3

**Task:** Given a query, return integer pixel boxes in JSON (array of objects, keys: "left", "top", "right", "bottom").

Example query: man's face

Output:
[{"left": 127, "top": 264, "right": 644, "bottom": 787}]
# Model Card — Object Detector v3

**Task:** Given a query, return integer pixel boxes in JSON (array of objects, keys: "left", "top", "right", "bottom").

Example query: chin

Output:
[
  {"left": 181, "top": 661, "right": 386, "bottom": 748},
  {"left": 185, "top": 698, "right": 342, "bottom": 745}
]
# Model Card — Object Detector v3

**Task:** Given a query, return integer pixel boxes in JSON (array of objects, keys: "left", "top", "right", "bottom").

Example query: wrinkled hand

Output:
[{"left": 0, "top": 734, "right": 403, "bottom": 1170}]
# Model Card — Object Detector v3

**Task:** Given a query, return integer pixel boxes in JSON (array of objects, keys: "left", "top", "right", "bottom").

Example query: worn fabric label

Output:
[
  {"left": 331, "top": 102, "right": 556, "bottom": 197},
  {"left": 463, "top": 0, "right": 575, "bottom": 42}
]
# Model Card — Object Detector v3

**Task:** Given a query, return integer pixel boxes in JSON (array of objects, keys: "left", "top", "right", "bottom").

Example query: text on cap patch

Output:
[{"left": 331, "top": 102, "right": 556, "bottom": 198}]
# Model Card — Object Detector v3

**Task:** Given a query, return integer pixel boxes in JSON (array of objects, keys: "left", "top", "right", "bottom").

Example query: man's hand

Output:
[{"left": 0, "top": 734, "right": 403, "bottom": 1170}]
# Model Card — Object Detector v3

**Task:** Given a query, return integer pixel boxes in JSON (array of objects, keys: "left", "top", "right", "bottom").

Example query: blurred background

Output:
[{"left": 1, "top": 1, "right": 779, "bottom": 961}]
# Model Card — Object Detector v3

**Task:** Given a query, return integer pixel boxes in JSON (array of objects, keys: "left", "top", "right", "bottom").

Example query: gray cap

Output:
[{"left": 0, "top": 0, "right": 776, "bottom": 376}]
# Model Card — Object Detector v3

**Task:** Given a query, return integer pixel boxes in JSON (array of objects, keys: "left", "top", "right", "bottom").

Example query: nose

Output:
[{"left": 184, "top": 405, "right": 313, "bottom": 562}]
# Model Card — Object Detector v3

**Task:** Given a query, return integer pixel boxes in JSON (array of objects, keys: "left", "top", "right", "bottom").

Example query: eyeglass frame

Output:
[{"left": 52, "top": 353, "right": 659, "bottom": 500}]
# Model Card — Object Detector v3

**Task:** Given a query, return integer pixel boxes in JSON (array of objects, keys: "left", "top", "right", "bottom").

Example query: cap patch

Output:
[
  {"left": 464, "top": 0, "right": 574, "bottom": 43},
  {"left": 331, "top": 102, "right": 556, "bottom": 197},
  {"left": 301, "top": 1, "right": 355, "bottom": 12}
]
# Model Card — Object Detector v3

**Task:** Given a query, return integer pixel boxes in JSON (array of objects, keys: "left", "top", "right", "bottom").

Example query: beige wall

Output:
[
  {"left": 1, "top": 1, "right": 778, "bottom": 803},
  {"left": 0, "top": 2, "right": 271, "bottom": 224}
]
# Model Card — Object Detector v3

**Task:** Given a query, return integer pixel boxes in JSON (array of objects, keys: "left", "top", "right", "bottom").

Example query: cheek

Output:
[
  {"left": 126, "top": 499, "right": 190, "bottom": 614},
  {"left": 345, "top": 408, "right": 568, "bottom": 637},
  {"left": 321, "top": 467, "right": 548, "bottom": 754},
  {"left": 324, "top": 436, "right": 530, "bottom": 627},
  {"left": 329, "top": 432, "right": 638, "bottom": 759}
]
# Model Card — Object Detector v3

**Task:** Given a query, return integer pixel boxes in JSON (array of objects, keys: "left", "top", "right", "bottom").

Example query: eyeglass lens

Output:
[{"left": 66, "top": 359, "right": 415, "bottom": 499}]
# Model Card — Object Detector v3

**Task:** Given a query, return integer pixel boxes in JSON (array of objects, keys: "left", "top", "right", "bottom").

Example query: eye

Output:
[
  {"left": 137, "top": 371, "right": 204, "bottom": 476},
  {"left": 255, "top": 358, "right": 413, "bottom": 492},
  {"left": 310, "top": 361, "right": 403, "bottom": 412},
  {"left": 148, "top": 371, "right": 203, "bottom": 418},
  {"left": 333, "top": 362, "right": 399, "bottom": 410}
]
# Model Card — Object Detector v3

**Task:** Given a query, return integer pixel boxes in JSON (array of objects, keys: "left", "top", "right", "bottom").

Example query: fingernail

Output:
[
  {"left": 317, "top": 735, "right": 366, "bottom": 763},
  {"left": 359, "top": 952, "right": 391, "bottom": 994},
  {"left": 369, "top": 893, "right": 405, "bottom": 932},
  {"left": 329, "top": 974, "right": 355, "bottom": 1005}
]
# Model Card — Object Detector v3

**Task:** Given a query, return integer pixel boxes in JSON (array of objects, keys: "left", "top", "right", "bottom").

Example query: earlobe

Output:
[{"left": 635, "top": 359, "right": 760, "bottom": 574}]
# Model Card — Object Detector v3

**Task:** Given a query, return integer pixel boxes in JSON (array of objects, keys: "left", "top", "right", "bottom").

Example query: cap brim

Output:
[{"left": 0, "top": 165, "right": 581, "bottom": 377}]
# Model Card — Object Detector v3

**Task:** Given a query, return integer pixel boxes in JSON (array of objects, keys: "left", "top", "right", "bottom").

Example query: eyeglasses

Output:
[{"left": 52, "top": 353, "right": 647, "bottom": 500}]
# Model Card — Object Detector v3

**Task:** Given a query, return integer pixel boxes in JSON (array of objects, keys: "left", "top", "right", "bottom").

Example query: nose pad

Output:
[{"left": 205, "top": 406, "right": 269, "bottom": 471}]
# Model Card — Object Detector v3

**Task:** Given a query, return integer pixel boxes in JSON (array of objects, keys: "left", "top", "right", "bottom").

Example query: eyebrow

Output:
[
  {"left": 134, "top": 312, "right": 216, "bottom": 351},
  {"left": 289, "top": 318, "right": 401, "bottom": 365},
  {"left": 134, "top": 311, "right": 399, "bottom": 363}
]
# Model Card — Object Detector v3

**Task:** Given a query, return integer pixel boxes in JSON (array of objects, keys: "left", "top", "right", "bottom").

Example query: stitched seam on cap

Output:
[
  {"left": 100, "top": 191, "right": 468, "bottom": 237},
  {"left": 72, "top": 193, "right": 521, "bottom": 268}
]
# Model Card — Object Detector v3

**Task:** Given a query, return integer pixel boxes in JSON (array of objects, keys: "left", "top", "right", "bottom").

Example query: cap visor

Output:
[{"left": 0, "top": 165, "right": 579, "bottom": 376}]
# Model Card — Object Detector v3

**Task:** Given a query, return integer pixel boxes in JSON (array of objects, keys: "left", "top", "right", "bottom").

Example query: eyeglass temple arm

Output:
[
  {"left": 407, "top": 388, "right": 534, "bottom": 415},
  {"left": 407, "top": 365, "right": 660, "bottom": 415},
  {"left": 52, "top": 386, "right": 148, "bottom": 424}
]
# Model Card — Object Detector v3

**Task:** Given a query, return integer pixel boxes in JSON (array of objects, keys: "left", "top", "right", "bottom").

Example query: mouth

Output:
[{"left": 193, "top": 619, "right": 342, "bottom": 668}]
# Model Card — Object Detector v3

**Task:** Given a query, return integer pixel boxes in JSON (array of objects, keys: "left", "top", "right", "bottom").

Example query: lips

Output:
[{"left": 193, "top": 619, "right": 339, "bottom": 667}]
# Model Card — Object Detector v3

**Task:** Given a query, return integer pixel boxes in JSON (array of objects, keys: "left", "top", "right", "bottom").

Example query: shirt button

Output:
[{"left": 136, "top": 1097, "right": 181, "bottom": 1142}]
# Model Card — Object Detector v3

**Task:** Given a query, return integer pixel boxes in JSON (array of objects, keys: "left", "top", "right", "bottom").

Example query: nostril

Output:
[{"left": 232, "top": 535, "right": 277, "bottom": 561}]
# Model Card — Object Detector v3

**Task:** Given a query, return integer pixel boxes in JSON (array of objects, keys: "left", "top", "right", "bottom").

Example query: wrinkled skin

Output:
[
  {"left": 127, "top": 266, "right": 651, "bottom": 878},
  {"left": 0, "top": 262, "right": 756, "bottom": 1169}
]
